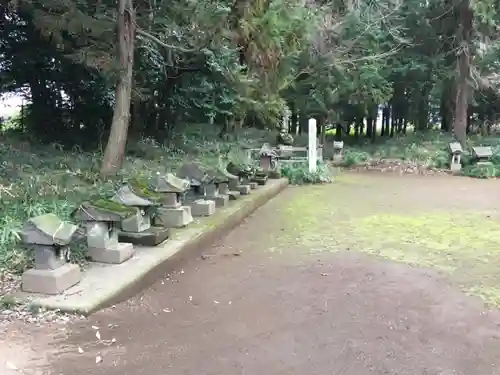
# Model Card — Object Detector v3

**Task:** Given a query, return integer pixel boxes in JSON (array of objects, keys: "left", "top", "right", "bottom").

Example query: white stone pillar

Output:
[
  {"left": 282, "top": 106, "right": 290, "bottom": 133},
  {"left": 308, "top": 118, "right": 317, "bottom": 172}
]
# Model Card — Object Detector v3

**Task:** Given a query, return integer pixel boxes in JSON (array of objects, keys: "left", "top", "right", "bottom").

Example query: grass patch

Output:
[{"left": 264, "top": 173, "right": 500, "bottom": 307}]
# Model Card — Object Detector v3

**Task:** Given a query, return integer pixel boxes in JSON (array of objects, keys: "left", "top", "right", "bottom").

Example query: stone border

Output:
[{"left": 15, "top": 179, "right": 289, "bottom": 315}]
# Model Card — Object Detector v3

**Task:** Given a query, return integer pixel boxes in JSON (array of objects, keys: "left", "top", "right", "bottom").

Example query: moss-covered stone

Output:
[
  {"left": 129, "top": 178, "right": 164, "bottom": 201},
  {"left": 90, "top": 199, "right": 137, "bottom": 216}
]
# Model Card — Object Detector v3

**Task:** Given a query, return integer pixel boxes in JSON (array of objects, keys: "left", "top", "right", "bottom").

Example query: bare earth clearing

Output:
[{"left": 3, "top": 172, "right": 500, "bottom": 374}]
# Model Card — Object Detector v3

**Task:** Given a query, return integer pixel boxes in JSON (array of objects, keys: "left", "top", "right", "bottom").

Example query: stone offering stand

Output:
[{"left": 15, "top": 159, "right": 285, "bottom": 304}]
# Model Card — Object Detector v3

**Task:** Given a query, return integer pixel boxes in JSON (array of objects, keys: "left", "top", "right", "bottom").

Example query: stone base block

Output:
[
  {"left": 88, "top": 242, "right": 135, "bottom": 264},
  {"left": 253, "top": 176, "right": 267, "bottom": 185},
  {"left": 206, "top": 194, "right": 229, "bottom": 208},
  {"left": 333, "top": 155, "right": 343, "bottom": 163},
  {"left": 228, "top": 191, "right": 240, "bottom": 200},
  {"left": 22, "top": 263, "right": 81, "bottom": 295},
  {"left": 191, "top": 199, "right": 216, "bottom": 217},
  {"left": 237, "top": 184, "right": 251, "bottom": 195},
  {"left": 155, "top": 206, "right": 193, "bottom": 228},
  {"left": 249, "top": 182, "right": 258, "bottom": 189},
  {"left": 118, "top": 226, "right": 170, "bottom": 247},
  {"left": 450, "top": 163, "right": 461, "bottom": 172}
]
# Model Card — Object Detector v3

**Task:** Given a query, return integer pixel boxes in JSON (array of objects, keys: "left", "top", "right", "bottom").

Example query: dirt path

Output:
[{"left": 5, "top": 173, "right": 500, "bottom": 374}]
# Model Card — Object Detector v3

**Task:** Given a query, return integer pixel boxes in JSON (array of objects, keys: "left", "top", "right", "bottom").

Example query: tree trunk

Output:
[
  {"left": 453, "top": 0, "right": 472, "bottom": 146},
  {"left": 100, "top": 0, "right": 136, "bottom": 178}
]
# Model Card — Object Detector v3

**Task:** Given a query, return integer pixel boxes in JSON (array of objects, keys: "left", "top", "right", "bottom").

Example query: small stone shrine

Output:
[
  {"left": 472, "top": 146, "right": 493, "bottom": 165},
  {"left": 21, "top": 213, "right": 81, "bottom": 295},
  {"left": 112, "top": 183, "right": 170, "bottom": 246},
  {"left": 73, "top": 200, "right": 135, "bottom": 264},
  {"left": 176, "top": 162, "right": 216, "bottom": 216},
  {"left": 448, "top": 142, "right": 463, "bottom": 172},
  {"left": 259, "top": 143, "right": 277, "bottom": 171},
  {"left": 333, "top": 141, "right": 344, "bottom": 163},
  {"left": 154, "top": 173, "right": 194, "bottom": 227},
  {"left": 204, "top": 167, "right": 231, "bottom": 207},
  {"left": 226, "top": 161, "right": 252, "bottom": 195},
  {"left": 217, "top": 165, "right": 241, "bottom": 200}
]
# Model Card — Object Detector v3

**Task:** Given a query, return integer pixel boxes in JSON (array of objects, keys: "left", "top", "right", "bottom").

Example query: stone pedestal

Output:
[
  {"left": 22, "top": 263, "right": 81, "bottom": 295},
  {"left": 450, "top": 163, "right": 461, "bottom": 172},
  {"left": 88, "top": 242, "right": 134, "bottom": 264},
  {"left": 205, "top": 194, "right": 229, "bottom": 208},
  {"left": 204, "top": 183, "right": 229, "bottom": 208},
  {"left": 249, "top": 182, "right": 258, "bottom": 189},
  {"left": 236, "top": 185, "right": 251, "bottom": 195},
  {"left": 333, "top": 154, "right": 343, "bottom": 163},
  {"left": 191, "top": 199, "right": 216, "bottom": 217},
  {"left": 155, "top": 206, "right": 193, "bottom": 228}
]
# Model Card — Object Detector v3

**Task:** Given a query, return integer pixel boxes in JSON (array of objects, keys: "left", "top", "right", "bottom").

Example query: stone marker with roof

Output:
[
  {"left": 333, "top": 141, "right": 344, "bottom": 163},
  {"left": 20, "top": 213, "right": 81, "bottom": 295},
  {"left": 203, "top": 166, "right": 231, "bottom": 207},
  {"left": 73, "top": 200, "right": 135, "bottom": 264},
  {"left": 154, "top": 173, "right": 194, "bottom": 228},
  {"left": 112, "top": 183, "right": 170, "bottom": 246},
  {"left": 176, "top": 162, "right": 216, "bottom": 216},
  {"left": 472, "top": 146, "right": 493, "bottom": 165},
  {"left": 226, "top": 161, "right": 252, "bottom": 195},
  {"left": 448, "top": 142, "right": 463, "bottom": 172}
]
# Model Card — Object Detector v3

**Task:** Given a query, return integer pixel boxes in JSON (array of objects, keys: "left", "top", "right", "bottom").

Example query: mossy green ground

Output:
[{"left": 265, "top": 172, "right": 500, "bottom": 307}]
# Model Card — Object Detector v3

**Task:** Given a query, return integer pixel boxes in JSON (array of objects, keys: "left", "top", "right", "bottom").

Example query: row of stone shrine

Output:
[{"left": 20, "top": 160, "right": 270, "bottom": 295}]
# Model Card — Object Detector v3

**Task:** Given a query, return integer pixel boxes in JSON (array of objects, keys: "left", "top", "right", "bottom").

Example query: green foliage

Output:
[
  {"left": 278, "top": 161, "right": 333, "bottom": 185},
  {"left": 462, "top": 164, "right": 498, "bottom": 178}
]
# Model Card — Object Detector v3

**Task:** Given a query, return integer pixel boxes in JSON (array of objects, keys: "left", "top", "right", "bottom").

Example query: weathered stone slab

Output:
[
  {"left": 87, "top": 242, "right": 135, "bottom": 264},
  {"left": 118, "top": 226, "right": 170, "bottom": 247},
  {"left": 22, "top": 264, "right": 81, "bottom": 295},
  {"left": 190, "top": 199, "right": 216, "bottom": 217},
  {"left": 472, "top": 146, "right": 493, "bottom": 165},
  {"left": 155, "top": 206, "right": 193, "bottom": 228}
]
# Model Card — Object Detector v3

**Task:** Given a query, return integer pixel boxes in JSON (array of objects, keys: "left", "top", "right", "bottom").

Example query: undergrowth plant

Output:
[
  {"left": 0, "top": 125, "right": 273, "bottom": 274},
  {"left": 279, "top": 161, "right": 334, "bottom": 185}
]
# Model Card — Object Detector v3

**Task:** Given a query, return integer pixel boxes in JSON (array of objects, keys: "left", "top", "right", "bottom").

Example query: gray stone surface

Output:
[
  {"left": 32, "top": 245, "right": 69, "bottom": 270},
  {"left": 118, "top": 227, "right": 170, "bottom": 246},
  {"left": 22, "top": 263, "right": 81, "bottom": 295},
  {"left": 237, "top": 185, "right": 251, "bottom": 195},
  {"left": 85, "top": 222, "right": 119, "bottom": 250},
  {"left": 249, "top": 182, "right": 258, "bottom": 189},
  {"left": 87, "top": 242, "right": 135, "bottom": 264},
  {"left": 450, "top": 163, "right": 462, "bottom": 172},
  {"left": 155, "top": 206, "right": 193, "bottom": 228},
  {"left": 21, "top": 213, "right": 77, "bottom": 246},
  {"left": 121, "top": 209, "right": 151, "bottom": 233},
  {"left": 190, "top": 199, "right": 216, "bottom": 217},
  {"left": 205, "top": 194, "right": 229, "bottom": 208}
]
